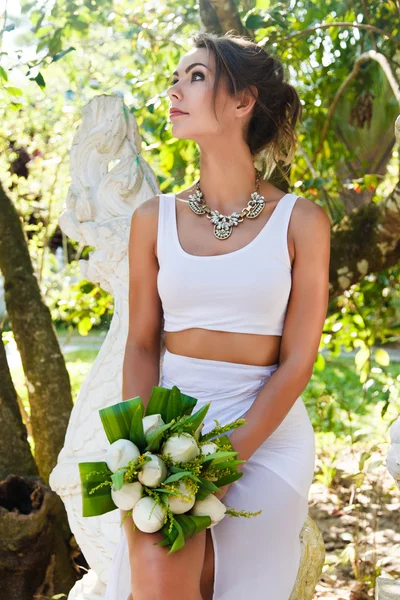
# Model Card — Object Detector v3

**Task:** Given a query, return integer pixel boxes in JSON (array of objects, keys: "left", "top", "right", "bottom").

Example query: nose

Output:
[{"left": 167, "top": 83, "right": 182, "bottom": 102}]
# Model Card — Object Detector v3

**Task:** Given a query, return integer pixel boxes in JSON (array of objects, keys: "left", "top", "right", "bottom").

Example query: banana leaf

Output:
[
  {"left": 145, "top": 385, "right": 197, "bottom": 423},
  {"left": 79, "top": 461, "right": 116, "bottom": 517},
  {"left": 155, "top": 514, "right": 211, "bottom": 553},
  {"left": 170, "top": 517, "right": 185, "bottom": 553},
  {"left": 99, "top": 397, "right": 143, "bottom": 444}
]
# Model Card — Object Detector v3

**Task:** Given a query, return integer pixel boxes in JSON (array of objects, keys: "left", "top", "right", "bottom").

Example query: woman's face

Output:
[{"left": 166, "top": 47, "right": 241, "bottom": 143}]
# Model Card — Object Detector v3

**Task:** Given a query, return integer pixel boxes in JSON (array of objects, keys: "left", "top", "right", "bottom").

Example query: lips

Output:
[{"left": 169, "top": 108, "right": 188, "bottom": 116}]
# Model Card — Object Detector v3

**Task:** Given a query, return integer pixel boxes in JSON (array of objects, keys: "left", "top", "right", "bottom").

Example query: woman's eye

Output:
[{"left": 171, "top": 71, "right": 204, "bottom": 85}]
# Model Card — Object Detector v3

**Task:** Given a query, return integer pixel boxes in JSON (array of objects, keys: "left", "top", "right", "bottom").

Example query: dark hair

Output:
[{"left": 190, "top": 31, "right": 302, "bottom": 181}]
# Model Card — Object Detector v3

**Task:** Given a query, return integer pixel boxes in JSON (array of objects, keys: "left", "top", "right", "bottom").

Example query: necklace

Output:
[{"left": 187, "top": 168, "right": 266, "bottom": 240}]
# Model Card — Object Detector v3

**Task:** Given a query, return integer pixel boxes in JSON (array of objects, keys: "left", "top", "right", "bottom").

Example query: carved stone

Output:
[{"left": 49, "top": 94, "right": 325, "bottom": 599}]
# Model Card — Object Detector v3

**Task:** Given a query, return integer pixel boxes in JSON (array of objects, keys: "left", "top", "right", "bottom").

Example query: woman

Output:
[{"left": 105, "top": 31, "right": 330, "bottom": 600}]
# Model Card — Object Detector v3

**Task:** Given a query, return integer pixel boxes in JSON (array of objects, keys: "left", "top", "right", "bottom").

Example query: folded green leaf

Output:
[
  {"left": 145, "top": 385, "right": 197, "bottom": 423},
  {"left": 175, "top": 514, "right": 211, "bottom": 538},
  {"left": 179, "top": 404, "right": 210, "bottom": 435},
  {"left": 129, "top": 403, "right": 146, "bottom": 449},
  {"left": 79, "top": 461, "right": 116, "bottom": 517},
  {"left": 144, "top": 421, "right": 175, "bottom": 452},
  {"left": 169, "top": 517, "right": 185, "bottom": 553},
  {"left": 111, "top": 469, "right": 125, "bottom": 491},
  {"left": 99, "top": 397, "right": 143, "bottom": 444}
]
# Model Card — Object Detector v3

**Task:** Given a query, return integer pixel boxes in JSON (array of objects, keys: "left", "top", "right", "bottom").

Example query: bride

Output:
[{"left": 105, "top": 30, "right": 330, "bottom": 600}]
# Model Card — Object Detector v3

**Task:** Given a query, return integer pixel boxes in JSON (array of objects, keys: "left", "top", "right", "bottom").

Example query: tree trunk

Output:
[
  {"left": 0, "top": 335, "right": 38, "bottom": 478},
  {"left": 0, "top": 181, "right": 73, "bottom": 483},
  {"left": 0, "top": 475, "right": 76, "bottom": 600}
]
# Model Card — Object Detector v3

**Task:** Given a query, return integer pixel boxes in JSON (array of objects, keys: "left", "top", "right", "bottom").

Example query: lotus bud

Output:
[
  {"left": 194, "top": 422, "right": 204, "bottom": 440},
  {"left": 106, "top": 439, "right": 140, "bottom": 473},
  {"left": 167, "top": 480, "right": 196, "bottom": 514},
  {"left": 142, "top": 414, "right": 165, "bottom": 436},
  {"left": 191, "top": 494, "right": 227, "bottom": 528},
  {"left": 200, "top": 442, "right": 219, "bottom": 456},
  {"left": 138, "top": 452, "right": 168, "bottom": 488},
  {"left": 111, "top": 481, "right": 143, "bottom": 510},
  {"left": 162, "top": 433, "right": 200, "bottom": 464},
  {"left": 132, "top": 496, "right": 166, "bottom": 533}
]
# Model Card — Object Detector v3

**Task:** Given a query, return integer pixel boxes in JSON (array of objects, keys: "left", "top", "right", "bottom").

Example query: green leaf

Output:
[
  {"left": 111, "top": 469, "right": 125, "bottom": 491},
  {"left": 99, "top": 397, "right": 144, "bottom": 444},
  {"left": 145, "top": 385, "right": 197, "bottom": 423},
  {"left": 0, "top": 66, "right": 8, "bottom": 81},
  {"left": 163, "top": 471, "right": 202, "bottom": 485},
  {"left": 196, "top": 477, "right": 221, "bottom": 500},
  {"left": 214, "top": 472, "right": 243, "bottom": 488},
  {"left": 212, "top": 460, "right": 246, "bottom": 471},
  {"left": 175, "top": 514, "right": 211, "bottom": 538},
  {"left": 78, "top": 461, "right": 116, "bottom": 517},
  {"left": 201, "top": 451, "right": 238, "bottom": 466},
  {"left": 144, "top": 421, "right": 175, "bottom": 452},
  {"left": 169, "top": 517, "right": 185, "bottom": 553},
  {"left": 129, "top": 403, "right": 146, "bottom": 449},
  {"left": 180, "top": 404, "right": 210, "bottom": 435},
  {"left": 162, "top": 471, "right": 193, "bottom": 484},
  {"left": 4, "top": 86, "right": 23, "bottom": 97},
  {"left": 374, "top": 348, "right": 390, "bottom": 367}
]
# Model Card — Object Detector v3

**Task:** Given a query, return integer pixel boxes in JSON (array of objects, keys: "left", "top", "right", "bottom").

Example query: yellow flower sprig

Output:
[
  {"left": 201, "top": 418, "right": 246, "bottom": 442},
  {"left": 225, "top": 505, "right": 263, "bottom": 519}
]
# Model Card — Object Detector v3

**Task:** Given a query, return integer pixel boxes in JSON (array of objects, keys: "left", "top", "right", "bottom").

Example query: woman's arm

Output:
[
  {"left": 229, "top": 197, "right": 331, "bottom": 464},
  {"left": 121, "top": 194, "right": 163, "bottom": 548}
]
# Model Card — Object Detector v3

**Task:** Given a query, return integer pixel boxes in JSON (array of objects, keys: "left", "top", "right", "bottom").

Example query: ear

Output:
[{"left": 236, "top": 85, "right": 258, "bottom": 118}]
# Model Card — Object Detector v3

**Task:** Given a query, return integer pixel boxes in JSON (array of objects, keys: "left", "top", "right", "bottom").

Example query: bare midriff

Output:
[{"left": 164, "top": 329, "right": 281, "bottom": 367}]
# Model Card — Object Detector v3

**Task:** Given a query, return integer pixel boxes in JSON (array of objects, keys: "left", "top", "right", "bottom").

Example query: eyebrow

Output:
[{"left": 172, "top": 62, "right": 210, "bottom": 77}]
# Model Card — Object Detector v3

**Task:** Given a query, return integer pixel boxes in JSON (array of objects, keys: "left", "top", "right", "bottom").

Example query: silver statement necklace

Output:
[{"left": 187, "top": 168, "right": 266, "bottom": 240}]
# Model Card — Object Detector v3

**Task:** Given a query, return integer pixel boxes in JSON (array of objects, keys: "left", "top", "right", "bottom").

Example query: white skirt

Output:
[{"left": 105, "top": 349, "right": 315, "bottom": 600}]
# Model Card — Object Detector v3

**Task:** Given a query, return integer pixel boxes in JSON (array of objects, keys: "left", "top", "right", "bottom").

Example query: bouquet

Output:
[{"left": 79, "top": 384, "right": 261, "bottom": 554}]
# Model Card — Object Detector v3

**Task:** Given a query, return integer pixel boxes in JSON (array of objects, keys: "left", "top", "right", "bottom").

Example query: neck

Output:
[{"left": 197, "top": 145, "right": 259, "bottom": 213}]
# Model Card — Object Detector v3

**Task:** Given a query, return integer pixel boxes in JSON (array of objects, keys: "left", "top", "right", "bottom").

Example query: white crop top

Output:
[{"left": 156, "top": 192, "right": 299, "bottom": 335}]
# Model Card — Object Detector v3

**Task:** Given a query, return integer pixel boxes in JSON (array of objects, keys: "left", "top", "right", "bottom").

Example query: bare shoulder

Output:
[
  {"left": 129, "top": 194, "right": 160, "bottom": 255},
  {"left": 132, "top": 194, "right": 160, "bottom": 220},
  {"left": 292, "top": 196, "right": 331, "bottom": 238}
]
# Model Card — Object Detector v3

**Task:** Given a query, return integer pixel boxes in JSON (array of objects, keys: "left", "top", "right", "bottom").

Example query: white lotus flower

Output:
[
  {"left": 142, "top": 414, "right": 165, "bottom": 436},
  {"left": 132, "top": 496, "right": 166, "bottom": 533},
  {"left": 200, "top": 442, "right": 219, "bottom": 456},
  {"left": 106, "top": 439, "right": 140, "bottom": 473},
  {"left": 167, "top": 480, "right": 196, "bottom": 514},
  {"left": 191, "top": 494, "right": 227, "bottom": 528},
  {"left": 162, "top": 433, "right": 200, "bottom": 464},
  {"left": 138, "top": 452, "right": 168, "bottom": 488},
  {"left": 111, "top": 481, "right": 143, "bottom": 510}
]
